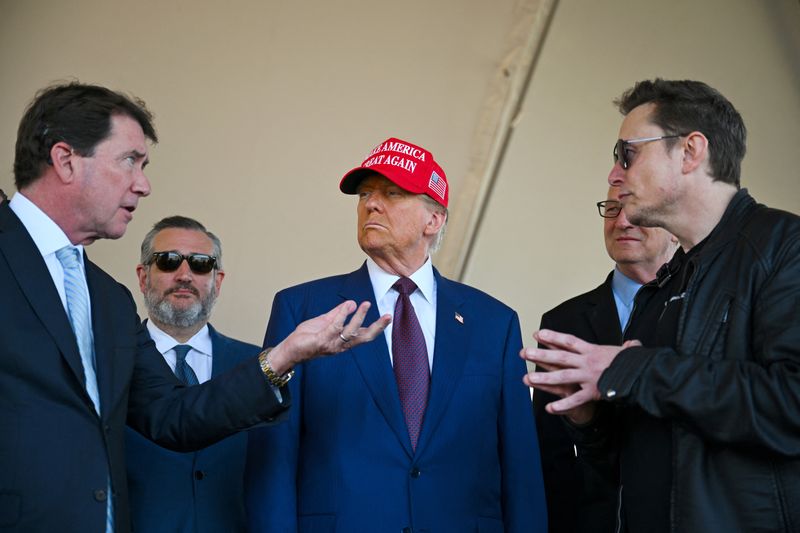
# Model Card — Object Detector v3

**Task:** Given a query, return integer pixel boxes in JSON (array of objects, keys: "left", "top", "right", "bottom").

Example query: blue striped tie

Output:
[{"left": 55, "top": 246, "right": 113, "bottom": 533}]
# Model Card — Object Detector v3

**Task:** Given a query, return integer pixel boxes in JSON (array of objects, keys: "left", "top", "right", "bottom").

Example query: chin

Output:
[
  {"left": 358, "top": 237, "right": 382, "bottom": 253},
  {"left": 102, "top": 222, "right": 130, "bottom": 241},
  {"left": 168, "top": 296, "right": 198, "bottom": 306}
]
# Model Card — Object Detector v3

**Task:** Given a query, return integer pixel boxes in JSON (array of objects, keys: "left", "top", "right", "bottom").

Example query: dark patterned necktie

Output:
[
  {"left": 173, "top": 344, "right": 199, "bottom": 385},
  {"left": 392, "top": 277, "right": 430, "bottom": 450}
]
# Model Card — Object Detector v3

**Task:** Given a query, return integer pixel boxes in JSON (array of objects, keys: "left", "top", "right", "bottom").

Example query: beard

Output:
[{"left": 144, "top": 280, "right": 217, "bottom": 329}]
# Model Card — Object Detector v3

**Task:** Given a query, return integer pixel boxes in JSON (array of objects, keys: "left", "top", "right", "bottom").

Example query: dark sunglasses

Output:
[
  {"left": 613, "top": 134, "right": 689, "bottom": 169},
  {"left": 148, "top": 251, "right": 217, "bottom": 274}
]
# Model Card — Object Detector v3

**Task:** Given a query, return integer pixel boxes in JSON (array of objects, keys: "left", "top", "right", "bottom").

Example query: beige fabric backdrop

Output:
[
  {"left": 464, "top": 0, "right": 800, "bottom": 339},
  {"left": 1, "top": 0, "right": 798, "bottom": 346}
]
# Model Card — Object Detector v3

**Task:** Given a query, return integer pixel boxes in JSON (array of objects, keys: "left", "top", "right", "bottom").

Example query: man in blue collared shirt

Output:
[{"left": 534, "top": 186, "right": 677, "bottom": 533}]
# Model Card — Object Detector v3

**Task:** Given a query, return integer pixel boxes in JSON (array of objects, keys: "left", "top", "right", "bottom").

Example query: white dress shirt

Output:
[
  {"left": 145, "top": 321, "right": 214, "bottom": 383},
  {"left": 366, "top": 256, "right": 437, "bottom": 370}
]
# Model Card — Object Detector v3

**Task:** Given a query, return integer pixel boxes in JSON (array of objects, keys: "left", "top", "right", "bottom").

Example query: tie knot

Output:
[
  {"left": 56, "top": 246, "right": 81, "bottom": 269},
  {"left": 173, "top": 344, "right": 192, "bottom": 362},
  {"left": 393, "top": 277, "right": 417, "bottom": 296}
]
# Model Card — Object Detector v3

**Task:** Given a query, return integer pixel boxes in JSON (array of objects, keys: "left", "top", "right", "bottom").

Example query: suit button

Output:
[
  {"left": 94, "top": 489, "right": 107, "bottom": 502},
  {"left": 194, "top": 470, "right": 205, "bottom": 480},
  {"left": 402, "top": 528, "right": 413, "bottom": 533},
  {"left": 104, "top": 425, "right": 111, "bottom": 434},
  {"left": 410, "top": 467, "right": 421, "bottom": 478}
]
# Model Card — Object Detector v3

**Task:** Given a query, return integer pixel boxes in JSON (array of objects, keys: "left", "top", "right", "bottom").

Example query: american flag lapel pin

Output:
[{"left": 454, "top": 312, "right": 464, "bottom": 324}]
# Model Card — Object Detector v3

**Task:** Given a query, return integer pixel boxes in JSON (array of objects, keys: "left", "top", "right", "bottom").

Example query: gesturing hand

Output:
[
  {"left": 269, "top": 301, "right": 392, "bottom": 374},
  {"left": 521, "top": 329, "right": 639, "bottom": 424}
]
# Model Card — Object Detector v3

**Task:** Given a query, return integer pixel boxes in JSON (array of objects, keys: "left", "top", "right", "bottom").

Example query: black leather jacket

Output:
[{"left": 583, "top": 189, "right": 800, "bottom": 532}]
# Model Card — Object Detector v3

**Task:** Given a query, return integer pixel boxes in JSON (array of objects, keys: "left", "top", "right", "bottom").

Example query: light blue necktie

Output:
[
  {"left": 173, "top": 344, "right": 200, "bottom": 385},
  {"left": 55, "top": 246, "right": 100, "bottom": 413},
  {"left": 55, "top": 246, "right": 113, "bottom": 533}
]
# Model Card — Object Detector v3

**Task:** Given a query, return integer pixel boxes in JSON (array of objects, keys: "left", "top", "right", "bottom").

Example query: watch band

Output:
[{"left": 258, "top": 348, "right": 295, "bottom": 388}]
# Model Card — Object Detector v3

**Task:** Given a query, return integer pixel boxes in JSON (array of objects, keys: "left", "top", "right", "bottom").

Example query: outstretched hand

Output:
[
  {"left": 521, "top": 329, "right": 639, "bottom": 424},
  {"left": 269, "top": 300, "right": 392, "bottom": 374}
]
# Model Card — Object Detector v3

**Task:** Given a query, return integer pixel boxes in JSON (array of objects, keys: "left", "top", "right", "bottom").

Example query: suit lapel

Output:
[
  {"left": 414, "top": 270, "right": 468, "bottom": 457},
  {"left": 587, "top": 272, "right": 623, "bottom": 345},
  {"left": 85, "top": 258, "right": 117, "bottom": 419},
  {"left": 0, "top": 204, "right": 88, "bottom": 395},
  {"left": 209, "top": 324, "right": 238, "bottom": 377},
  {"left": 341, "top": 264, "right": 414, "bottom": 457}
]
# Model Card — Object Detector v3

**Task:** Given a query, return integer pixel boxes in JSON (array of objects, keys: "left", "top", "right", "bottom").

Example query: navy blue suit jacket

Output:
[
  {"left": 534, "top": 272, "right": 621, "bottom": 533},
  {"left": 125, "top": 324, "right": 259, "bottom": 533},
  {"left": 245, "top": 263, "right": 547, "bottom": 533},
  {"left": 0, "top": 202, "right": 287, "bottom": 533}
]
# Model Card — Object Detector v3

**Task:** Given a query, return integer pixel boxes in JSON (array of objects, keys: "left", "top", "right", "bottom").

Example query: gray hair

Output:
[{"left": 140, "top": 215, "right": 223, "bottom": 269}]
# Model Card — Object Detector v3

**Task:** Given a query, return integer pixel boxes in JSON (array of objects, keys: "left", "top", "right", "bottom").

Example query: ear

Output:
[
  {"left": 50, "top": 141, "right": 78, "bottom": 184},
  {"left": 681, "top": 131, "right": 709, "bottom": 174},
  {"left": 423, "top": 208, "right": 447, "bottom": 237},
  {"left": 136, "top": 264, "right": 148, "bottom": 294},
  {"left": 213, "top": 269, "right": 225, "bottom": 294}
]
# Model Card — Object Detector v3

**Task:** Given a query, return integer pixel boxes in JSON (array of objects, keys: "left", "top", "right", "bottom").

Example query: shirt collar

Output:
[
  {"left": 145, "top": 320, "right": 213, "bottom": 358},
  {"left": 8, "top": 191, "right": 84, "bottom": 261},
  {"left": 366, "top": 256, "right": 435, "bottom": 303},
  {"left": 611, "top": 266, "right": 642, "bottom": 307}
]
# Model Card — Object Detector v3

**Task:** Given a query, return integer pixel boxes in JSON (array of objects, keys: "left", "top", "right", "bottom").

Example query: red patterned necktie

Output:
[{"left": 392, "top": 277, "right": 430, "bottom": 450}]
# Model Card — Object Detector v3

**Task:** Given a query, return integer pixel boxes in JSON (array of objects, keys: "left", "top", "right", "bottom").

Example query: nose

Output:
[
  {"left": 174, "top": 259, "right": 193, "bottom": 281},
  {"left": 363, "top": 191, "right": 384, "bottom": 212},
  {"left": 608, "top": 162, "right": 625, "bottom": 187},
  {"left": 614, "top": 209, "right": 633, "bottom": 229},
  {"left": 133, "top": 168, "right": 151, "bottom": 197}
]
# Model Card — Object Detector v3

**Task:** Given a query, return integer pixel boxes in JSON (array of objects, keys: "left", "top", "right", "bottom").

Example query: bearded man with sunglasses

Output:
[
  {"left": 523, "top": 79, "right": 800, "bottom": 532},
  {"left": 0, "top": 82, "right": 390, "bottom": 533},
  {"left": 124, "top": 215, "right": 257, "bottom": 533}
]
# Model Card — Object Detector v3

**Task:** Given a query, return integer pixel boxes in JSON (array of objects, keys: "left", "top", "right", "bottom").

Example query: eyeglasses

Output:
[
  {"left": 597, "top": 200, "right": 622, "bottom": 218},
  {"left": 148, "top": 251, "right": 217, "bottom": 274},
  {"left": 613, "top": 134, "right": 689, "bottom": 169}
]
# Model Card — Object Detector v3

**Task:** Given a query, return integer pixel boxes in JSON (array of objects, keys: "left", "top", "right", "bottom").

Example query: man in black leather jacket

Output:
[{"left": 522, "top": 79, "right": 800, "bottom": 532}]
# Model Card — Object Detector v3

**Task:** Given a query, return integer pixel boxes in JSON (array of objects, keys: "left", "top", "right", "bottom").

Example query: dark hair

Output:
[
  {"left": 140, "top": 215, "right": 223, "bottom": 269},
  {"left": 615, "top": 79, "right": 746, "bottom": 187},
  {"left": 14, "top": 82, "right": 158, "bottom": 189}
]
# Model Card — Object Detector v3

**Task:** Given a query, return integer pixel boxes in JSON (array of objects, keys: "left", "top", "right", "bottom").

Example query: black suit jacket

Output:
[
  {"left": 534, "top": 271, "right": 621, "bottom": 533},
  {"left": 0, "top": 202, "right": 287, "bottom": 533}
]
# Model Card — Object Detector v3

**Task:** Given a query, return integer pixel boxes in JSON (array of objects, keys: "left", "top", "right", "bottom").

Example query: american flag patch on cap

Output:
[{"left": 428, "top": 171, "right": 446, "bottom": 199}]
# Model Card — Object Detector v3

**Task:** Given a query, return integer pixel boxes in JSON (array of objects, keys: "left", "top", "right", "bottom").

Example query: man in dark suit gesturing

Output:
[
  {"left": 125, "top": 215, "right": 260, "bottom": 533},
  {"left": 0, "top": 83, "right": 389, "bottom": 533},
  {"left": 245, "top": 137, "right": 547, "bottom": 533},
  {"left": 534, "top": 186, "right": 677, "bottom": 533}
]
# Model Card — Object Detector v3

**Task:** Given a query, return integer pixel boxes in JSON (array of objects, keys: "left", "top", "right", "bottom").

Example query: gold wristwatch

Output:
[{"left": 258, "top": 348, "right": 295, "bottom": 388}]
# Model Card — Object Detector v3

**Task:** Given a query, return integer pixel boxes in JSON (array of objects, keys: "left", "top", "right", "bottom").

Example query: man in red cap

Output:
[{"left": 245, "top": 137, "right": 547, "bottom": 532}]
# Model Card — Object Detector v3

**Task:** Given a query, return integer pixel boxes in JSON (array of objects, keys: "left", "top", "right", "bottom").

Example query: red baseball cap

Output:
[{"left": 339, "top": 137, "right": 449, "bottom": 207}]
